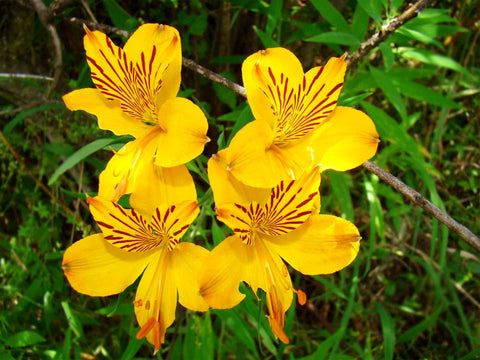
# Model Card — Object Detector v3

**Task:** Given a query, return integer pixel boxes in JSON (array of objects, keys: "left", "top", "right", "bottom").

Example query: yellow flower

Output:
[
  {"left": 62, "top": 24, "right": 209, "bottom": 200},
  {"left": 199, "top": 167, "right": 360, "bottom": 343},
  {"left": 222, "top": 47, "right": 379, "bottom": 188},
  {"left": 62, "top": 195, "right": 209, "bottom": 350}
]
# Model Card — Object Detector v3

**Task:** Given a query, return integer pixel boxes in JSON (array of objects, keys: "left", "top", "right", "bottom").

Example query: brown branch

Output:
[
  {"left": 0, "top": 130, "right": 85, "bottom": 226},
  {"left": 30, "top": 0, "right": 63, "bottom": 99},
  {"left": 0, "top": 73, "right": 55, "bottom": 81},
  {"left": 182, "top": 58, "right": 247, "bottom": 97},
  {"left": 68, "top": 17, "right": 130, "bottom": 38},
  {"left": 363, "top": 161, "right": 480, "bottom": 252},
  {"left": 346, "top": 0, "right": 434, "bottom": 67}
]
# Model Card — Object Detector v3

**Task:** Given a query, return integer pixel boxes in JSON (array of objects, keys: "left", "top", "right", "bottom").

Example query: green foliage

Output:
[{"left": 1, "top": 0, "right": 479, "bottom": 359}]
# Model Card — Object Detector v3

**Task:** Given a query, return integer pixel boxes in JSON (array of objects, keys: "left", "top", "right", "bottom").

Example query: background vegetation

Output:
[{"left": 1, "top": 0, "right": 479, "bottom": 358}]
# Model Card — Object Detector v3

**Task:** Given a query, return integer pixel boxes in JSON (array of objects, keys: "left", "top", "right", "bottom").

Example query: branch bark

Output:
[
  {"left": 30, "top": 0, "right": 63, "bottom": 99},
  {"left": 346, "top": 0, "right": 435, "bottom": 67},
  {"left": 363, "top": 161, "right": 480, "bottom": 252}
]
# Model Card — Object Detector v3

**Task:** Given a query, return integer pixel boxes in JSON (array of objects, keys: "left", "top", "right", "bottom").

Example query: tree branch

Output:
[
  {"left": 346, "top": 0, "right": 434, "bottom": 67},
  {"left": 182, "top": 58, "right": 247, "bottom": 97},
  {"left": 0, "top": 73, "right": 54, "bottom": 81},
  {"left": 363, "top": 161, "right": 480, "bottom": 252},
  {"left": 30, "top": 0, "right": 63, "bottom": 99}
]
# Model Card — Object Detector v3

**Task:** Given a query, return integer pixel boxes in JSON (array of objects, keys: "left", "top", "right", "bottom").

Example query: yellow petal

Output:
[
  {"left": 207, "top": 149, "right": 271, "bottom": 206},
  {"left": 227, "top": 119, "right": 307, "bottom": 188},
  {"left": 199, "top": 235, "right": 294, "bottom": 343},
  {"left": 170, "top": 242, "right": 209, "bottom": 311},
  {"left": 266, "top": 214, "right": 361, "bottom": 275},
  {"left": 98, "top": 128, "right": 200, "bottom": 204},
  {"left": 217, "top": 167, "right": 320, "bottom": 244},
  {"left": 134, "top": 250, "right": 177, "bottom": 350},
  {"left": 62, "top": 88, "right": 151, "bottom": 138},
  {"left": 148, "top": 201, "right": 199, "bottom": 251},
  {"left": 248, "top": 239, "right": 294, "bottom": 343},
  {"left": 198, "top": 235, "right": 248, "bottom": 309},
  {"left": 83, "top": 25, "right": 179, "bottom": 131},
  {"left": 154, "top": 97, "right": 210, "bottom": 167},
  {"left": 87, "top": 196, "right": 157, "bottom": 251},
  {"left": 98, "top": 139, "right": 196, "bottom": 212},
  {"left": 271, "top": 57, "right": 346, "bottom": 145},
  {"left": 242, "top": 48, "right": 303, "bottom": 129},
  {"left": 88, "top": 195, "right": 199, "bottom": 253},
  {"left": 123, "top": 24, "right": 182, "bottom": 111},
  {"left": 97, "top": 135, "right": 156, "bottom": 203},
  {"left": 129, "top": 164, "right": 197, "bottom": 216},
  {"left": 62, "top": 233, "right": 152, "bottom": 296},
  {"left": 311, "top": 106, "right": 379, "bottom": 171}
]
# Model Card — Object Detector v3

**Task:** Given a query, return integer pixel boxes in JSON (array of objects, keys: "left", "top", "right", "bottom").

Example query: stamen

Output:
[
  {"left": 294, "top": 289, "right": 307, "bottom": 305},
  {"left": 136, "top": 317, "right": 156, "bottom": 339},
  {"left": 153, "top": 321, "right": 162, "bottom": 350}
]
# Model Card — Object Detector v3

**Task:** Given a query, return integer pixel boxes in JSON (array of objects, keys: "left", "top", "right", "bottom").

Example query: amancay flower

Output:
[
  {"left": 199, "top": 167, "right": 360, "bottom": 343},
  {"left": 62, "top": 195, "right": 209, "bottom": 350},
  {"left": 62, "top": 24, "right": 209, "bottom": 200},
  {"left": 221, "top": 47, "right": 379, "bottom": 188}
]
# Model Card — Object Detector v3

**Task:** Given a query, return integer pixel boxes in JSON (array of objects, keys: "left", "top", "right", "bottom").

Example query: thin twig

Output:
[
  {"left": 0, "top": 73, "right": 54, "bottom": 81},
  {"left": 69, "top": 17, "right": 130, "bottom": 38},
  {"left": 346, "top": 0, "right": 434, "bottom": 67},
  {"left": 363, "top": 161, "right": 480, "bottom": 252},
  {"left": 182, "top": 58, "right": 247, "bottom": 97},
  {"left": 0, "top": 130, "right": 85, "bottom": 226},
  {"left": 47, "top": 0, "right": 76, "bottom": 19},
  {"left": 30, "top": 0, "right": 63, "bottom": 99}
]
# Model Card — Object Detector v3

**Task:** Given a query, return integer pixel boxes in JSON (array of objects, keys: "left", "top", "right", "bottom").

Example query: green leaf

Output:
[
  {"left": 227, "top": 105, "right": 254, "bottom": 146},
  {"left": 265, "top": 0, "right": 282, "bottom": 36},
  {"left": 375, "top": 303, "right": 395, "bottom": 360},
  {"left": 360, "top": 102, "right": 423, "bottom": 162},
  {"left": 102, "top": 0, "right": 138, "bottom": 34},
  {"left": 327, "top": 171, "right": 354, "bottom": 221},
  {"left": 213, "top": 308, "right": 258, "bottom": 356},
  {"left": 398, "top": 307, "right": 443, "bottom": 343},
  {"left": 253, "top": 25, "right": 279, "bottom": 48},
  {"left": 351, "top": 3, "right": 369, "bottom": 42},
  {"left": 307, "top": 31, "right": 361, "bottom": 46},
  {"left": 358, "top": 0, "right": 383, "bottom": 22},
  {"left": 395, "top": 47, "right": 469, "bottom": 76},
  {"left": 183, "top": 312, "right": 215, "bottom": 360},
  {"left": 391, "top": 77, "right": 461, "bottom": 109},
  {"left": 5, "top": 330, "right": 46, "bottom": 347},
  {"left": 370, "top": 66, "right": 407, "bottom": 120},
  {"left": 120, "top": 331, "right": 143, "bottom": 360},
  {"left": 311, "top": 0, "right": 350, "bottom": 32},
  {"left": 3, "top": 103, "right": 66, "bottom": 136},
  {"left": 61, "top": 301, "right": 85, "bottom": 338},
  {"left": 210, "top": 55, "right": 247, "bottom": 64},
  {"left": 396, "top": 28, "right": 445, "bottom": 50},
  {"left": 212, "top": 72, "right": 238, "bottom": 109},
  {"left": 48, "top": 137, "right": 122, "bottom": 185},
  {"left": 379, "top": 43, "right": 394, "bottom": 70}
]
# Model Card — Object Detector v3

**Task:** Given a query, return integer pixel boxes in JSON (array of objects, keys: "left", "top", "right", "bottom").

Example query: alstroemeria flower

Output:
[
  {"left": 222, "top": 47, "right": 379, "bottom": 188},
  {"left": 63, "top": 24, "right": 209, "bottom": 198},
  {"left": 199, "top": 167, "right": 360, "bottom": 343},
  {"left": 62, "top": 195, "right": 209, "bottom": 350}
]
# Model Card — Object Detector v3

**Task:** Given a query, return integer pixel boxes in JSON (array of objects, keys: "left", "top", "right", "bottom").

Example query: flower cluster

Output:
[{"left": 61, "top": 24, "right": 379, "bottom": 350}]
